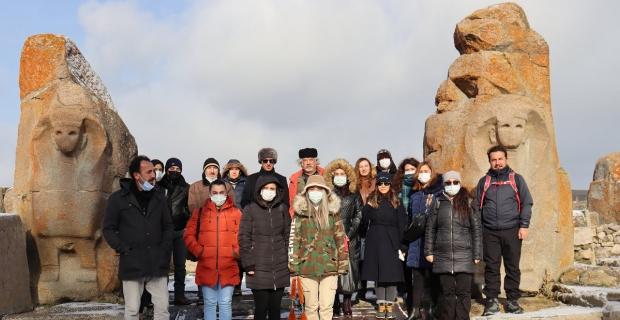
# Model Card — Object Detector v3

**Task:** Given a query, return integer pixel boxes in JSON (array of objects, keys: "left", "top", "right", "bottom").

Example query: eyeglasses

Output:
[
  {"left": 261, "top": 159, "right": 275, "bottom": 164},
  {"left": 444, "top": 181, "right": 460, "bottom": 186},
  {"left": 378, "top": 182, "right": 391, "bottom": 186}
]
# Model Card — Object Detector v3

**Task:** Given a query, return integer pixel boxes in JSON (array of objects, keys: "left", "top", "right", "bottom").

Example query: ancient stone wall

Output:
[
  {"left": 423, "top": 3, "right": 573, "bottom": 292},
  {"left": 588, "top": 152, "right": 620, "bottom": 225},
  {"left": 0, "top": 214, "right": 33, "bottom": 316},
  {"left": 12, "top": 34, "right": 137, "bottom": 304}
]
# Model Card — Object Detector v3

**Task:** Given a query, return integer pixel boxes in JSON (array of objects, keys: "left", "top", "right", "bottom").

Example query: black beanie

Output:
[{"left": 165, "top": 157, "right": 182, "bottom": 172}]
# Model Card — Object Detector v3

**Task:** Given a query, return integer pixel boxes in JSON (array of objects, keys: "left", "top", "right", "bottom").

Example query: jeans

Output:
[
  {"left": 173, "top": 229, "right": 187, "bottom": 298},
  {"left": 202, "top": 278, "right": 234, "bottom": 320},
  {"left": 122, "top": 277, "right": 169, "bottom": 320}
]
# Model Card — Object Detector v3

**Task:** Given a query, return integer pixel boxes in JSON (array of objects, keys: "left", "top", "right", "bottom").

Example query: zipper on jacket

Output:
[
  {"left": 216, "top": 208, "right": 220, "bottom": 273},
  {"left": 270, "top": 207, "right": 276, "bottom": 290},
  {"left": 450, "top": 202, "right": 454, "bottom": 274}
]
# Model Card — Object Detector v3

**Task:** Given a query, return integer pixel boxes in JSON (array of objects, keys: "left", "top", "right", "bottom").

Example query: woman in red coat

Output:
[{"left": 184, "top": 180, "right": 242, "bottom": 320}]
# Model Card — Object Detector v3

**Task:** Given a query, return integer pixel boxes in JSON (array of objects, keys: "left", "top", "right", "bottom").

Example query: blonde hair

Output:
[{"left": 305, "top": 189, "right": 330, "bottom": 230}]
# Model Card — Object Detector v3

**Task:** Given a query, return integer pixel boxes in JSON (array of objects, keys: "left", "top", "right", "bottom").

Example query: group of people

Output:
[{"left": 102, "top": 145, "right": 533, "bottom": 320}]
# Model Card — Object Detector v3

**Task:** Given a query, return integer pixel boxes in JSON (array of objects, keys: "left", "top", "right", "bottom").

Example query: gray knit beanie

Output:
[{"left": 258, "top": 148, "right": 278, "bottom": 164}]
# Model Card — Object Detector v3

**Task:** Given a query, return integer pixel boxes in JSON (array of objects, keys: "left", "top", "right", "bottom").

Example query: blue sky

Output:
[{"left": 1, "top": 0, "right": 619, "bottom": 190}]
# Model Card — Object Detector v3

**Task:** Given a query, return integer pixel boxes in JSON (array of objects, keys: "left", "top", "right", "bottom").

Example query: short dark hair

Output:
[
  {"left": 210, "top": 179, "right": 226, "bottom": 188},
  {"left": 487, "top": 145, "right": 508, "bottom": 161},
  {"left": 129, "top": 155, "right": 151, "bottom": 178}
]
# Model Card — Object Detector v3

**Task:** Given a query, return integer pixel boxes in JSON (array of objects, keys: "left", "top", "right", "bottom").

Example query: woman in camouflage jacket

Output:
[{"left": 289, "top": 175, "right": 349, "bottom": 320}]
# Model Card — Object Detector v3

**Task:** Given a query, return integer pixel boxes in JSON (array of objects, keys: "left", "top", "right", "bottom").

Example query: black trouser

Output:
[
  {"left": 252, "top": 288, "right": 285, "bottom": 320},
  {"left": 403, "top": 260, "right": 412, "bottom": 302},
  {"left": 139, "top": 287, "right": 151, "bottom": 314},
  {"left": 173, "top": 229, "right": 187, "bottom": 298},
  {"left": 482, "top": 227, "right": 522, "bottom": 300},
  {"left": 439, "top": 273, "right": 472, "bottom": 320},
  {"left": 238, "top": 260, "right": 244, "bottom": 287},
  {"left": 376, "top": 282, "right": 398, "bottom": 302},
  {"left": 411, "top": 268, "right": 440, "bottom": 310}
]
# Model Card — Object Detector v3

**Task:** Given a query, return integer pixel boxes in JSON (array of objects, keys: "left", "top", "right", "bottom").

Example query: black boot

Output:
[{"left": 333, "top": 296, "right": 342, "bottom": 318}]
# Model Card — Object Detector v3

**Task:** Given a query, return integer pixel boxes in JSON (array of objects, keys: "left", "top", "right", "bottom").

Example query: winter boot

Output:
[
  {"left": 343, "top": 297, "right": 353, "bottom": 318},
  {"left": 482, "top": 298, "right": 500, "bottom": 316},
  {"left": 385, "top": 302, "right": 396, "bottom": 319},
  {"left": 376, "top": 302, "right": 386, "bottom": 319}
]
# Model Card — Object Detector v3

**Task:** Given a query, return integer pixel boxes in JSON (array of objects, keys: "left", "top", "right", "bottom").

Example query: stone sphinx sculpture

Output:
[
  {"left": 423, "top": 3, "right": 573, "bottom": 292},
  {"left": 13, "top": 34, "right": 137, "bottom": 303}
]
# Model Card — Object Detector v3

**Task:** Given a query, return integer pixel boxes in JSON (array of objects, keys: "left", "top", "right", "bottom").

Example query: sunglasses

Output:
[
  {"left": 444, "top": 181, "right": 460, "bottom": 186},
  {"left": 261, "top": 159, "right": 276, "bottom": 164},
  {"left": 378, "top": 182, "right": 391, "bottom": 186}
]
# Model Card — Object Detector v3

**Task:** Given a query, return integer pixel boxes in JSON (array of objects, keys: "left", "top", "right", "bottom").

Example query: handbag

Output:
[
  {"left": 288, "top": 276, "right": 307, "bottom": 320},
  {"left": 402, "top": 194, "right": 434, "bottom": 243},
  {"left": 186, "top": 208, "right": 202, "bottom": 262},
  {"left": 337, "top": 258, "right": 360, "bottom": 294}
]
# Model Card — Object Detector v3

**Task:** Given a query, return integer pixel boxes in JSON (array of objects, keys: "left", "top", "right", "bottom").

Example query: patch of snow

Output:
[{"left": 471, "top": 305, "right": 603, "bottom": 319}]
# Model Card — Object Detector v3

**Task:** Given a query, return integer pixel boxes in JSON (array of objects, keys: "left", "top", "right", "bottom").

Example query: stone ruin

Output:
[
  {"left": 423, "top": 3, "right": 573, "bottom": 292},
  {"left": 12, "top": 34, "right": 137, "bottom": 304},
  {"left": 588, "top": 152, "right": 620, "bottom": 225}
]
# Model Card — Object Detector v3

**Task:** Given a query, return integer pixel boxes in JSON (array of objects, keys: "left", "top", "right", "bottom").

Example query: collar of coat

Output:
[{"left": 292, "top": 193, "right": 341, "bottom": 217}]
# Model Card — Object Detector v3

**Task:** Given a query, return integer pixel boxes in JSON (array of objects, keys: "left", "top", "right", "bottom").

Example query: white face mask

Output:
[
  {"left": 308, "top": 191, "right": 324, "bottom": 204},
  {"left": 445, "top": 185, "right": 461, "bottom": 196},
  {"left": 210, "top": 194, "right": 227, "bottom": 206},
  {"left": 405, "top": 170, "right": 416, "bottom": 175},
  {"left": 206, "top": 176, "right": 217, "bottom": 183},
  {"left": 155, "top": 171, "right": 164, "bottom": 182},
  {"left": 418, "top": 172, "right": 431, "bottom": 184},
  {"left": 261, "top": 189, "right": 276, "bottom": 202},
  {"left": 333, "top": 176, "right": 347, "bottom": 187},
  {"left": 379, "top": 158, "right": 391, "bottom": 169}
]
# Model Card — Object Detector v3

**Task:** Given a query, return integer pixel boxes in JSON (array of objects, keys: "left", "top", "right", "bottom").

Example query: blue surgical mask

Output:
[
  {"left": 138, "top": 174, "right": 154, "bottom": 192},
  {"left": 445, "top": 185, "right": 461, "bottom": 196},
  {"left": 333, "top": 176, "right": 347, "bottom": 187},
  {"left": 308, "top": 191, "right": 323, "bottom": 204}
]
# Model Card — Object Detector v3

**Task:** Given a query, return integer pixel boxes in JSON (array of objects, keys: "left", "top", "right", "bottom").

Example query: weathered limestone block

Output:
[
  {"left": 574, "top": 227, "right": 593, "bottom": 246},
  {"left": 588, "top": 152, "right": 620, "bottom": 224},
  {"left": 424, "top": 3, "right": 573, "bottom": 293},
  {"left": 0, "top": 214, "right": 33, "bottom": 316},
  {"left": 0, "top": 187, "right": 7, "bottom": 212},
  {"left": 13, "top": 34, "right": 137, "bottom": 304}
]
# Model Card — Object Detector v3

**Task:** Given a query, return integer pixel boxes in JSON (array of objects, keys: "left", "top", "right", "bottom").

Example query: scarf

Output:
[{"left": 400, "top": 175, "right": 415, "bottom": 215}]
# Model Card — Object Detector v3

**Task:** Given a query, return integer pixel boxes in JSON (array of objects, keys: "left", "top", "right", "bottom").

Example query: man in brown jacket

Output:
[{"left": 188, "top": 158, "right": 234, "bottom": 213}]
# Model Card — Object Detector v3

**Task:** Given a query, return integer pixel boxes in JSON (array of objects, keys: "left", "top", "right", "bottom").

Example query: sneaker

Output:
[
  {"left": 482, "top": 298, "right": 500, "bottom": 316},
  {"left": 506, "top": 299, "right": 524, "bottom": 314}
]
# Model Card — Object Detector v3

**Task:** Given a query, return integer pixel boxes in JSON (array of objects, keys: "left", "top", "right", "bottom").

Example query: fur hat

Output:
[
  {"left": 302, "top": 175, "right": 331, "bottom": 195},
  {"left": 165, "top": 157, "right": 182, "bottom": 172},
  {"left": 323, "top": 159, "right": 357, "bottom": 193},
  {"left": 223, "top": 159, "right": 248, "bottom": 177},
  {"left": 443, "top": 170, "right": 462, "bottom": 182},
  {"left": 258, "top": 148, "right": 278, "bottom": 164},
  {"left": 299, "top": 148, "right": 318, "bottom": 159},
  {"left": 376, "top": 172, "right": 392, "bottom": 184}
]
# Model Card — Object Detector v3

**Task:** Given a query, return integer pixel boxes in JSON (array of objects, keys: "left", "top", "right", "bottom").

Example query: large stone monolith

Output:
[
  {"left": 13, "top": 34, "right": 137, "bottom": 303},
  {"left": 588, "top": 152, "right": 620, "bottom": 225},
  {"left": 423, "top": 3, "right": 573, "bottom": 293}
]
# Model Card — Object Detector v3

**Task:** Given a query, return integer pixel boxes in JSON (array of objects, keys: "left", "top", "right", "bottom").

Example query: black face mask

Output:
[{"left": 168, "top": 171, "right": 181, "bottom": 181}]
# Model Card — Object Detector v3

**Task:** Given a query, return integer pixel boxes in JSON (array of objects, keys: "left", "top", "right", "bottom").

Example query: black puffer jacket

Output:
[
  {"left": 333, "top": 187, "right": 363, "bottom": 263},
  {"left": 241, "top": 168, "right": 290, "bottom": 209},
  {"left": 238, "top": 175, "right": 291, "bottom": 290},
  {"left": 158, "top": 174, "right": 190, "bottom": 231},
  {"left": 424, "top": 193, "right": 483, "bottom": 274},
  {"left": 102, "top": 179, "right": 174, "bottom": 280},
  {"left": 474, "top": 165, "right": 533, "bottom": 230}
]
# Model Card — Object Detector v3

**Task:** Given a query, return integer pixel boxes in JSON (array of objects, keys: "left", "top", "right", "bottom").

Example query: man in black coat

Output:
[
  {"left": 241, "top": 147, "right": 289, "bottom": 208},
  {"left": 157, "top": 157, "right": 192, "bottom": 305},
  {"left": 103, "top": 155, "right": 174, "bottom": 320},
  {"left": 476, "top": 145, "right": 533, "bottom": 316}
]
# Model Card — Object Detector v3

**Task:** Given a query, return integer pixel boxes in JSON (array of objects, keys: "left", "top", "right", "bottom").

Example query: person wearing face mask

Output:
[
  {"left": 102, "top": 155, "right": 174, "bottom": 320},
  {"left": 354, "top": 157, "right": 377, "bottom": 301},
  {"left": 157, "top": 157, "right": 192, "bottom": 306},
  {"left": 188, "top": 158, "right": 234, "bottom": 214},
  {"left": 288, "top": 148, "right": 325, "bottom": 217},
  {"left": 239, "top": 176, "right": 291, "bottom": 320},
  {"left": 425, "top": 171, "right": 482, "bottom": 320},
  {"left": 391, "top": 158, "right": 420, "bottom": 311},
  {"left": 184, "top": 180, "right": 242, "bottom": 320},
  {"left": 361, "top": 172, "right": 407, "bottom": 319},
  {"left": 323, "top": 159, "right": 363, "bottom": 317},
  {"left": 290, "top": 175, "right": 349, "bottom": 320},
  {"left": 152, "top": 159, "right": 165, "bottom": 184},
  {"left": 376, "top": 149, "right": 397, "bottom": 176},
  {"left": 241, "top": 148, "right": 290, "bottom": 209},
  {"left": 476, "top": 145, "right": 533, "bottom": 316},
  {"left": 405, "top": 162, "right": 443, "bottom": 320}
]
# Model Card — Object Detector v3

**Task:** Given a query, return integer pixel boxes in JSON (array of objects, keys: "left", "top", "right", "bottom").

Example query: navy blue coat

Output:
[{"left": 406, "top": 174, "right": 443, "bottom": 269}]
